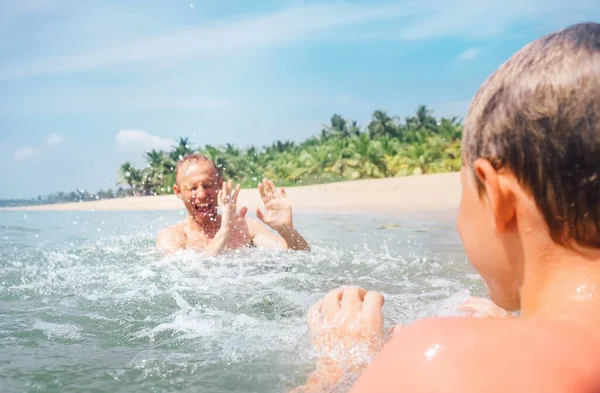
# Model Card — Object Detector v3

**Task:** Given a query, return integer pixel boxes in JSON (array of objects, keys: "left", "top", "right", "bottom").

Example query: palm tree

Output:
[
  {"left": 112, "top": 107, "right": 464, "bottom": 195},
  {"left": 170, "top": 137, "right": 194, "bottom": 162},
  {"left": 438, "top": 117, "right": 463, "bottom": 142},
  {"left": 118, "top": 162, "right": 143, "bottom": 194},
  {"left": 368, "top": 110, "right": 397, "bottom": 139}
]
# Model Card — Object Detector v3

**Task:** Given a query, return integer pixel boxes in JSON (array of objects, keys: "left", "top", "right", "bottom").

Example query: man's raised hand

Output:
[
  {"left": 256, "top": 178, "right": 293, "bottom": 231},
  {"left": 219, "top": 179, "right": 247, "bottom": 233}
]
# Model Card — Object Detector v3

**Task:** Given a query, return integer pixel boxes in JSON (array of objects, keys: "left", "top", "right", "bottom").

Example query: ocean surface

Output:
[{"left": 0, "top": 209, "right": 485, "bottom": 392}]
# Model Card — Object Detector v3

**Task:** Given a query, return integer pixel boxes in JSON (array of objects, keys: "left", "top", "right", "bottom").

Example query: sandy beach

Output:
[{"left": 1, "top": 172, "right": 461, "bottom": 218}]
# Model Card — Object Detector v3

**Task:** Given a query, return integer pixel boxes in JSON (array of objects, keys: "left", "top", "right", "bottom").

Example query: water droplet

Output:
[
  {"left": 73, "top": 221, "right": 78, "bottom": 225},
  {"left": 125, "top": 171, "right": 131, "bottom": 177},
  {"left": 23, "top": 214, "right": 27, "bottom": 219}
]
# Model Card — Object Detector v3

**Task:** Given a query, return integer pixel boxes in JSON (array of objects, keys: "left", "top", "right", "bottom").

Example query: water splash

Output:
[{"left": 0, "top": 210, "right": 479, "bottom": 392}]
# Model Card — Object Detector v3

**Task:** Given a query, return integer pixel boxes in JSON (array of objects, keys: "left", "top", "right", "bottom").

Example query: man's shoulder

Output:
[
  {"left": 352, "top": 317, "right": 600, "bottom": 393},
  {"left": 157, "top": 222, "right": 185, "bottom": 237},
  {"left": 156, "top": 222, "right": 186, "bottom": 251}
]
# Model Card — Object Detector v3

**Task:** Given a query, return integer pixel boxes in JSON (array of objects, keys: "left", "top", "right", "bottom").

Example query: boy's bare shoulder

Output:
[{"left": 351, "top": 317, "right": 600, "bottom": 393}]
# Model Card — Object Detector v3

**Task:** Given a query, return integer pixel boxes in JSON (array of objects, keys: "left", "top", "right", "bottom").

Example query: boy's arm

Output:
[{"left": 291, "top": 286, "right": 386, "bottom": 392}]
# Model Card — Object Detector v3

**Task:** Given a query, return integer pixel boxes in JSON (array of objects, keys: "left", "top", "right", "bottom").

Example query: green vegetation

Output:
[
  {"left": 0, "top": 105, "right": 463, "bottom": 207},
  {"left": 0, "top": 188, "right": 130, "bottom": 208},
  {"left": 118, "top": 105, "right": 463, "bottom": 196}
]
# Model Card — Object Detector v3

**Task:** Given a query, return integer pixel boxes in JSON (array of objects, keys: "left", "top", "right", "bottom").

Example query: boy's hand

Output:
[
  {"left": 459, "top": 296, "right": 510, "bottom": 318},
  {"left": 307, "top": 286, "right": 386, "bottom": 374}
]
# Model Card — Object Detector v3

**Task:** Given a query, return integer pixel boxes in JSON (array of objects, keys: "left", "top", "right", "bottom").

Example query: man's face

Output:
[
  {"left": 456, "top": 165, "right": 522, "bottom": 311},
  {"left": 173, "top": 160, "right": 221, "bottom": 222}
]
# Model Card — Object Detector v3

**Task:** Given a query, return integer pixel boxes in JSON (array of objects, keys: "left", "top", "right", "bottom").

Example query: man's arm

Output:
[
  {"left": 248, "top": 220, "right": 310, "bottom": 251},
  {"left": 277, "top": 225, "right": 311, "bottom": 251},
  {"left": 255, "top": 178, "right": 311, "bottom": 251},
  {"left": 202, "top": 179, "right": 244, "bottom": 257}
]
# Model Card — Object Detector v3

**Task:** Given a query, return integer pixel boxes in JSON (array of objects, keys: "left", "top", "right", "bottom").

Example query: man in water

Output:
[
  {"left": 156, "top": 154, "right": 310, "bottom": 255},
  {"left": 293, "top": 22, "right": 600, "bottom": 392}
]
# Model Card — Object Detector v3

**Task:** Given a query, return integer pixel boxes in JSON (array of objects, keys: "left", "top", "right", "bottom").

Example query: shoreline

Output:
[{"left": 0, "top": 172, "right": 461, "bottom": 218}]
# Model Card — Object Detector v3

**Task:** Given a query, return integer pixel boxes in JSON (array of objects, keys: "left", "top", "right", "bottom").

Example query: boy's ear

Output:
[{"left": 473, "top": 158, "right": 516, "bottom": 231}]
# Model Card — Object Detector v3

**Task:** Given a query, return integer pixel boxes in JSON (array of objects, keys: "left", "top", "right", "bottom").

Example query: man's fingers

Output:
[
  {"left": 238, "top": 206, "right": 248, "bottom": 218},
  {"left": 322, "top": 287, "right": 344, "bottom": 317},
  {"left": 232, "top": 183, "right": 241, "bottom": 203},
  {"left": 280, "top": 187, "right": 287, "bottom": 198},
  {"left": 268, "top": 180, "right": 280, "bottom": 198},
  {"left": 258, "top": 183, "right": 269, "bottom": 204},
  {"left": 220, "top": 182, "right": 227, "bottom": 203},
  {"left": 263, "top": 178, "right": 275, "bottom": 200},
  {"left": 223, "top": 180, "right": 231, "bottom": 202},
  {"left": 256, "top": 207, "right": 265, "bottom": 222},
  {"left": 340, "top": 286, "right": 367, "bottom": 313}
]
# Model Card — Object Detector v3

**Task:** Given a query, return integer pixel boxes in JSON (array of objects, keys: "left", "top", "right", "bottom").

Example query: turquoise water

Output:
[{"left": 0, "top": 210, "right": 485, "bottom": 392}]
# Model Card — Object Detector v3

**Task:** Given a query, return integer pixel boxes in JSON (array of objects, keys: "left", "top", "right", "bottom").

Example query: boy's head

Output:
[{"left": 456, "top": 22, "right": 600, "bottom": 310}]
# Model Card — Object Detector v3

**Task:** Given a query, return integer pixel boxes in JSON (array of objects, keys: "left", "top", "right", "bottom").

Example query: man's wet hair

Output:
[
  {"left": 175, "top": 153, "right": 222, "bottom": 183},
  {"left": 462, "top": 22, "right": 600, "bottom": 248}
]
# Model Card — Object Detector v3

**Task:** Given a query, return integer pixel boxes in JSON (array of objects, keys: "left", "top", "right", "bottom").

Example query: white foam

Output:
[{"left": 32, "top": 320, "right": 83, "bottom": 341}]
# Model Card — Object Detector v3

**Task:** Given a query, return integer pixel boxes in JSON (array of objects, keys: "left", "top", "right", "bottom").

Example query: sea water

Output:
[{"left": 0, "top": 210, "right": 485, "bottom": 392}]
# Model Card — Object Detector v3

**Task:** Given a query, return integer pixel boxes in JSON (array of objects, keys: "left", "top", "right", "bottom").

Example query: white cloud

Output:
[
  {"left": 459, "top": 47, "right": 481, "bottom": 61},
  {"left": 46, "top": 133, "right": 64, "bottom": 146},
  {"left": 116, "top": 130, "right": 175, "bottom": 152},
  {"left": 14, "top": 147, "right": 40, "bottom": 161}
]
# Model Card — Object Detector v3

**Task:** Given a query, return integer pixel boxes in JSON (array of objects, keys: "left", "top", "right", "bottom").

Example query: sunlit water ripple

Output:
[{"left": 0, "top": 210, "right": 485, "bottom": 392}]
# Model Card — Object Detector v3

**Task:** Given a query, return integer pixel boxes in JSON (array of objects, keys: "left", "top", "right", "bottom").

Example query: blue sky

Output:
[{"left": 1, "top": 0, "right": 599, "bottom": 198}]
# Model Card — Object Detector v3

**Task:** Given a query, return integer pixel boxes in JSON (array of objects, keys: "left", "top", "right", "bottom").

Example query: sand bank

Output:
[{"left": 1, "top": 172, "right": 461, "bottom": 218}]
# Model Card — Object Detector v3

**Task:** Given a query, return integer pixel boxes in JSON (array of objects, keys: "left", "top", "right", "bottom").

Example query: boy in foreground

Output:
[{"left": 294, "top": 22, "right": 600, "bottom": 392}]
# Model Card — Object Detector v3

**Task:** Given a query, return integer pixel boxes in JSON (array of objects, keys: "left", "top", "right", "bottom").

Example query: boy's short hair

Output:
[
  {"left": 175, "top": 153, "right": 222, "bottom": 183},
  {"left": 462, "top": 22, "right": 600, "bottom": 248}
]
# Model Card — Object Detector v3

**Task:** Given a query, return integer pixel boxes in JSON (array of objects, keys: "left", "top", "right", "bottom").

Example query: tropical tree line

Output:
[
  {"left": 117, "top": 105, "right": 463, "bottom": 196},
  {"left": 0, "top": 105, "right": 464, "bottom": 207},
  {"left": 0, "top": 188, "right": 133, "bottom": 207}
]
